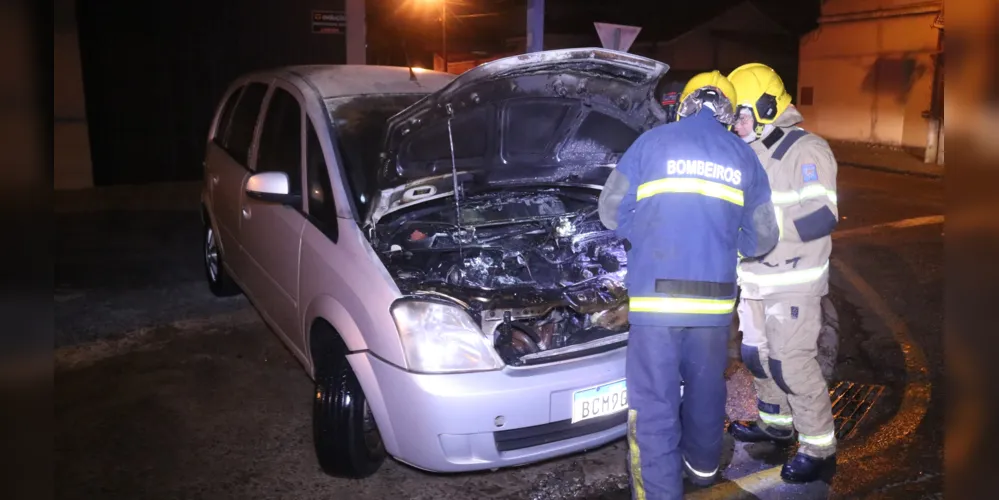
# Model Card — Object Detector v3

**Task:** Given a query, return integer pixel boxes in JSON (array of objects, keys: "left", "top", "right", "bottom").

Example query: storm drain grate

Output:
[{"left": 829, "top": 380, "right": 885, "bottom": 440}]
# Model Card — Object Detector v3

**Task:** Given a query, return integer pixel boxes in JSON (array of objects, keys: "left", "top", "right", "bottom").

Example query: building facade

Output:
[
  {"left": 629, "top": 1, "right": 799, "bottom": 97},
  {"left": 797, "top": 0, "right": 944, "bottom": 161}
]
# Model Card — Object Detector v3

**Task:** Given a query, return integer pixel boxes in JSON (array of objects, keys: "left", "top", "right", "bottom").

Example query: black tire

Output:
[
  {"left": 204, "top": 222, "right": 240, "bottom": 297},
  {"left": 313, "top": 334, "right": 386, "bottom": 478}
]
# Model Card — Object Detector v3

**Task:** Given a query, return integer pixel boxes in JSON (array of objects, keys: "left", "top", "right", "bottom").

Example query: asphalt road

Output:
[{"left": 54, "top": 166, "right": 943, "bottom": 499}]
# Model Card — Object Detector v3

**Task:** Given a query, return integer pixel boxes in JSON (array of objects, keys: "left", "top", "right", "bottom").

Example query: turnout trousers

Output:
[
  {"left": 626, "top": 324, "right": 730, "bottom": 500},
  {"left": 737, "top": 296, "right": 837, "bottom": 458}
]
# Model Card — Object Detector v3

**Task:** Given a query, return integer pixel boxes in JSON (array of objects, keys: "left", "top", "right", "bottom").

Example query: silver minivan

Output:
[{"left": 201, "top": 48, "right": 671, "bottom": 478}]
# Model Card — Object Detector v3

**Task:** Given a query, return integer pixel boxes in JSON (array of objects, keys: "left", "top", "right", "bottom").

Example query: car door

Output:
[
  {"left": 206, "top": 81, "right": 269, "bottom": 275},
  {"left": 238, "top": 80, "right": 308, "bottom": 356},
  {"left": 204, "top": 84, "right": 240, "bottom": 233}
]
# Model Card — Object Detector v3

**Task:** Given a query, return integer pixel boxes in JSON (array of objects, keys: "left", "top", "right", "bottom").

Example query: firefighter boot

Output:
[
  {"left": 781, "top": 452, "right": 837, "bottom": 484},
  {"left": 727, "top": 420, "right": 795, "bottom": 444},
  {"left": 682, "top": 458, "right": 720, "bottom": 488}
]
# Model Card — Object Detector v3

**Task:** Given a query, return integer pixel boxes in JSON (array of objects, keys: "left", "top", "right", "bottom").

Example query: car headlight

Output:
[{"left": 390, "top": 299, "right": 504, "bottom": 373}]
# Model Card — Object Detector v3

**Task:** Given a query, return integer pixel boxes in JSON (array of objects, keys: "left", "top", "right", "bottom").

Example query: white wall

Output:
[{"left": 798, "top": 9, "right": 940, "bottom": 148}]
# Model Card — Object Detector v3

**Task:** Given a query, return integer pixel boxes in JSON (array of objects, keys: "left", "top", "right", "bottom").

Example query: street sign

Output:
[
  {"left": 312, "top": 10, "right": 346, "bottom": 35},
  {"left": 594, "top": 22, "right": 641, "bottom": 52}
]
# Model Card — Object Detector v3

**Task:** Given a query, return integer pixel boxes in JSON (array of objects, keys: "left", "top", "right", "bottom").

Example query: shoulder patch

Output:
[{"left": 801, "top": 163, "right": 819, "bottom": 183}]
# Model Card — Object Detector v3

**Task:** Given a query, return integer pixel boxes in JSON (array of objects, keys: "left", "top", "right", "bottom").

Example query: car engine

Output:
[{"left": 370, "top": 189, "right": 629, "bottom": 365}]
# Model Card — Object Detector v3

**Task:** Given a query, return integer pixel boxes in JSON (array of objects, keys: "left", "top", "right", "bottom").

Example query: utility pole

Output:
[
  {"left": 527, "top": 0, "right": 544, "bottom": 52},
  {"left": 925, "top": 13, "right": 944, "bottom": 165},
  {"left": 441, "top": 1, "right": 448, "bottom": 72},
  {"left": 346, "top": 0, "right": 365, "bottom": 64}
]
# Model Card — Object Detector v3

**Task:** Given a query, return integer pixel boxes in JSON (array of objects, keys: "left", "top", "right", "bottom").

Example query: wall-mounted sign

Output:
[{"left": 312, "top": 10, "right": 346, "bottom": 35}]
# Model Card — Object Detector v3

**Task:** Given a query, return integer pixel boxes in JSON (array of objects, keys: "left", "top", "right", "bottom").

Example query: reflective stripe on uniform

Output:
[
  {"left": 629, "top": 297, "right": 736, "bottom": 314},
  {"left": 637, "top": 177, "right": 744, "bottom": 206},
  {"left": 771, "top": 185, "right": 838, "bottom": 206},
  {"left": 799, "top": 430, "right": 836, "bottom": 447},
  {"left": 774, "top": 205, "right": 785, "bottom": 239},
  {"left": 759, "top": 411, "right": 793, "bottom": 427},
  {"left": 802, "top": 184, "right": 839, "bottom": 204},
  {"left": 737, "top": 260, "right": 829, "bottom": 288},
  {"left": 683, "top": 457, "right": 719, "bottom": 478},
  {"left": 627, "top": 409, "right": 647, "bottom": 500}
]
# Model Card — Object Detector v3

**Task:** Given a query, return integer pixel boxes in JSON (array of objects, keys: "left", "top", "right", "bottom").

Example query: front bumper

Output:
[{"left": 347, "top": 345, "right": 628, "bottom": 473}]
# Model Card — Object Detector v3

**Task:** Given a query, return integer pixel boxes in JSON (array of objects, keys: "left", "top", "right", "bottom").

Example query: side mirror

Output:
[{"left": 246, "top": 171, "right": 301, "bottom": 206}]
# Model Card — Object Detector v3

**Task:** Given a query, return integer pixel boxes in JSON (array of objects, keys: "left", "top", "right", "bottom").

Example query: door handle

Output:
[
  {"left": 242, "top": 207, "right": 251, "bottom": 219},
  {"left": 211, "top": 174, "right": 220, "bottom": 185}
]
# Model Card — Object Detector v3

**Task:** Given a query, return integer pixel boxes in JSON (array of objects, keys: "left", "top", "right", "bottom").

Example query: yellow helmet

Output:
[
  {"left": 677, "top": 70, "right": 737, "bottom": 125},
  {"left": 726, "top": 63, "right": 792, "bottom": 126}
]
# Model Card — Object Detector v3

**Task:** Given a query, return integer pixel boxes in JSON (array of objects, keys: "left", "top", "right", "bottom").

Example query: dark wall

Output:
[{"left": 77, "top": 0, "right": 347, "bottom": 186}]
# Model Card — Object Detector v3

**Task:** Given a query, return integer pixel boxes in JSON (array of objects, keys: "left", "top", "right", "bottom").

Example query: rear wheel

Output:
[
  {"left": 312, "top": 328, "right": 386, "bottom": 478},
  {"left": 204, "top": 222, "right": 240, "bottom": 297}
]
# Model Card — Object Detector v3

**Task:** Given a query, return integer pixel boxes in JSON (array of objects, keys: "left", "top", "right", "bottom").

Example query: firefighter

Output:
[
  {"left": 598, "top": 71, "right": 778, "bottom": 499},
  {"left": 726, "top": 62, "right": 840, "bottom": 484},
  {"left": 655, "top": 78, "right": 686, "bottom": 124}
]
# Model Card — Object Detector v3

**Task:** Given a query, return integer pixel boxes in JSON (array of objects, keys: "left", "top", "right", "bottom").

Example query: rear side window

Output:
[
  {"left": 255, "top": 88, "right": 303, "bottom": 196},
  {"left": 225, "top": 82, "right": 268, "bottom": 166},
  {"left": 212, "top": 86, "right": 243, "bottom": 147}
]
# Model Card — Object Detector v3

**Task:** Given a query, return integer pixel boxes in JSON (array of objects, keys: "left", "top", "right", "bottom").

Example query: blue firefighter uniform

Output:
[{"left": 599, "top": 104, "right": 778, "bottom": 499}]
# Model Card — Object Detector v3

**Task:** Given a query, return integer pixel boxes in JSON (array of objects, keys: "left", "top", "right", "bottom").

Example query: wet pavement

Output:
[{"left": 55, "top": 166, "right": 942, "bottom": 499}]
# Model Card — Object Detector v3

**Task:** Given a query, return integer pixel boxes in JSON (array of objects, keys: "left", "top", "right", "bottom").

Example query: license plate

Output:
[{"left": 571, "top": 379, "right": 628, "bottom": 424}]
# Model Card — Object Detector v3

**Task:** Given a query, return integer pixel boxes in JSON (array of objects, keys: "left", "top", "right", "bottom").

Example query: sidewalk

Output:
[
  {"left": 828, "top": 140, "right": 944, "bottom": 179},
  {"left": 54, "top": 181, "right": 202, "bottom": 213}
]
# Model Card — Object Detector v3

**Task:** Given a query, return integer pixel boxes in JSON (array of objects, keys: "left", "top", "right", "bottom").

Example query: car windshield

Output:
[{"left": 325, "top": 94, "right": 427, "bottom": 219}]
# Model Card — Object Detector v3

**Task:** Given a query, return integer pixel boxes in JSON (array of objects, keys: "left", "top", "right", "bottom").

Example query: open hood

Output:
[{"left": 377, "top": 48, "right": 670, "bottom": 194}]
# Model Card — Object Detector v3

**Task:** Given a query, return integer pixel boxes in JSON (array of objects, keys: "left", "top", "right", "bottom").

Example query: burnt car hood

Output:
[{"left": 368, "top": 48, "right": 669, "bottom": 225}]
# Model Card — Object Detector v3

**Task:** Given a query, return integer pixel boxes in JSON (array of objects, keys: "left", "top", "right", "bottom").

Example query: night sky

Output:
[{"left": 73, "top": 0, "right": 822, "bottom": 185}]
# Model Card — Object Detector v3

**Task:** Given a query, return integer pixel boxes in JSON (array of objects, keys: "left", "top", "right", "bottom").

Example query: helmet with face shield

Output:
[
  {"left": 676, "top": 70, "right": 738, "bottom": 127},
  {"left": 727, "top": 62, "right": 792, "bottom": 138}
]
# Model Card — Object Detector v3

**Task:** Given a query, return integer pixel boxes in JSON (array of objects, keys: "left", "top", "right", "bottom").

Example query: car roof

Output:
[{"left": 245, "top": 65, "right": 457, "bottom": 99}]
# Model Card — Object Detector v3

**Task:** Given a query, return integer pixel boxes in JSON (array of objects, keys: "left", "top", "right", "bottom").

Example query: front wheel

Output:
[{"left": 313, "top": 351, "right": 386, "bottom": 478}]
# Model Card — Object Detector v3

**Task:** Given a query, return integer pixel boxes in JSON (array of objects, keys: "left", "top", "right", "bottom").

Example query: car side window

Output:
[
  {"left": 224, "top": 82, "right": 268, "bottom": 166},
  {"left": 306, "top": 119, "right": 338, "bottom": 241},
  {"left": 212, "top": 85, "right": 243, "bottom": 147},
  {"left": 255, "top": 88, "right": 303, "bottom": 197}
]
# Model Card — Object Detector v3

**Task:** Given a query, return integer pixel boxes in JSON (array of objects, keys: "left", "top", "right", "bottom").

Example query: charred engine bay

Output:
[{"left": 372, "top": 189, "right": 629, "bottom": 365}]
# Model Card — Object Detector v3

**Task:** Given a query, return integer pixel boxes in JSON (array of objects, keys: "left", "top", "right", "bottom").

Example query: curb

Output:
[{"left": 840, "top": 162, "right": 943, "bottom": 179}]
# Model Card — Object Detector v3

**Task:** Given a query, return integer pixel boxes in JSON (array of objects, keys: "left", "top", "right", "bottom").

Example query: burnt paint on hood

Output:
[{"left": 378, "top": 48, "right": 670, "bottom": 190}]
